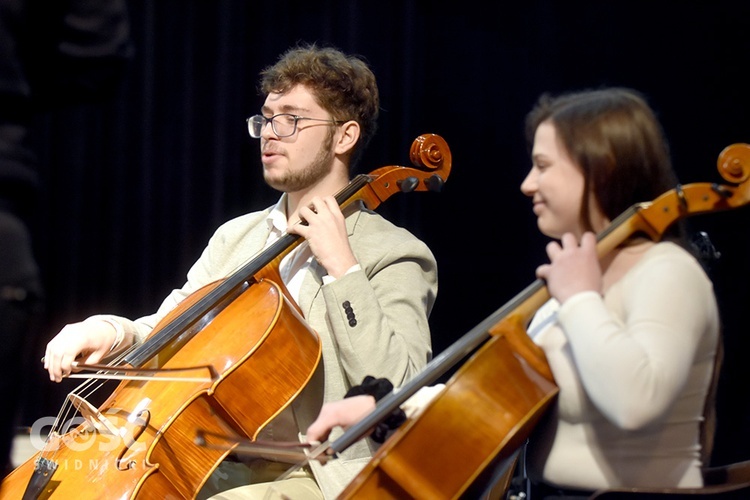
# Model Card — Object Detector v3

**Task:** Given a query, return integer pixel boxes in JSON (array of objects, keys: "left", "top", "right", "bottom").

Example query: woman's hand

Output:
[
  {"left": 535, "top": 231, "right": 602, "bottom": 303},
  {"left": 305, "top": 395, "right": 376, "bottom": 444}
]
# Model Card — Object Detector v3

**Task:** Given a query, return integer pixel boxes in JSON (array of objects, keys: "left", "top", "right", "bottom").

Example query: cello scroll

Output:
[
  {"left": 358, "top": 134, "right": 451, "bottom": 209},
  {"left": 628, "top": 142, "right": 750, "bottom": 240},
  {"left": 718, "top": 143, "right": 750, "bottom": 184}
]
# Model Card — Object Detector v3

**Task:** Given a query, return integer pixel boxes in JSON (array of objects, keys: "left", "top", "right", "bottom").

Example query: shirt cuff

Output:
[{"left": 322, "top": 263, "right": 361, "bottom": 285}]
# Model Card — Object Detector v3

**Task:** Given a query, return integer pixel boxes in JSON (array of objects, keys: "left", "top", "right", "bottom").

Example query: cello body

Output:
[
  {"left": 1, "top": 278, "right": 321, "bottom": 499},
  {"left": 340, "top": 318, "right": 557, "bottom": 500}
]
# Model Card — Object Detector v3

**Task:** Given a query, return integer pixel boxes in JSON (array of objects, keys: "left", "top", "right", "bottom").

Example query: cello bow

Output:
[{"left": 330, "top": 142, "right": 750, "bottom": 499}]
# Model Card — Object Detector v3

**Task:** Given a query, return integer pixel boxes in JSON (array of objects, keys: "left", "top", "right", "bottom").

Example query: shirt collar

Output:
[{"left": 266, "top": 193, "right": 289, "bottom": 235}]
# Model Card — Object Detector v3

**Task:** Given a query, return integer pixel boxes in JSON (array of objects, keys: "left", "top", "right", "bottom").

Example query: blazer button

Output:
[{"left": 342, "top": 301, "right": 356, "bottom": 326}]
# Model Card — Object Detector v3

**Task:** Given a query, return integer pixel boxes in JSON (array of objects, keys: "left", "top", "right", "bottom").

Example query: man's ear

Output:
[{"left": 335, "top": 120, "right": 360, "bottom": 155}]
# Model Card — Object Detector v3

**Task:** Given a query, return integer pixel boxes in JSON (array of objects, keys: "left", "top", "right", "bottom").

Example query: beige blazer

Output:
[{"left": 108, "top": 199, "right": 438, "bottom": 498}]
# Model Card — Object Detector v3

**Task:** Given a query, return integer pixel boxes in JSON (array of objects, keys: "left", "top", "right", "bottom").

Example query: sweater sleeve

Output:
[{"left": 557, "top": 248, "right": 717, "bottom": 429}]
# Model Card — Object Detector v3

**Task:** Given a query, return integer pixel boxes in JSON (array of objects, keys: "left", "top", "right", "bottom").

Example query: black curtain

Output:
[{"left": 23, "top": 0, "right": 750, "bottom": 468}]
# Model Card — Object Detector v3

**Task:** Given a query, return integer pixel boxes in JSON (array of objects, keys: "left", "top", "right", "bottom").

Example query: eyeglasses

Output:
[{"left": 246, "top": 113, "right": 345, "bottom": 138}]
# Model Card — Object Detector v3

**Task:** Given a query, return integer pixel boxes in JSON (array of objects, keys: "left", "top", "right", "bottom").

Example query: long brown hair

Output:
[{"left": 525, "top": 87, "right": 678, "bottom": 234}]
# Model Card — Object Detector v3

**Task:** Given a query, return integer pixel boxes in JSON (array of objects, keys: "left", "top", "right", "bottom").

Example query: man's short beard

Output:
[{"left": 266, "top": 131, "right": 336, "bottom": 192}]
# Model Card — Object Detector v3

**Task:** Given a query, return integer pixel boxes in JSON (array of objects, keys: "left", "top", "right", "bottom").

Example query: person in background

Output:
[
  {"left": 0, "top": 0, "right": 132, "bottom": 476},
  {"left": 306, "top": 87, "right": 720, "bottom": 499},
  {"left": 43, "top": 43, "right": 437, "bottom": 499}
]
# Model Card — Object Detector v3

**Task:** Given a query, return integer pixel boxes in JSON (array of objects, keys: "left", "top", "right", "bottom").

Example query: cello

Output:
[
  {"left": 0, "top": 133, "right": 452, "bottom": 499},
  {"left": 319, "top": 142, "right": 750, "bottom": 499}
]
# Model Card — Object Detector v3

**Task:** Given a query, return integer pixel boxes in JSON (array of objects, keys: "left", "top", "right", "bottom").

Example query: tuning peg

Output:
[
  {"left": 397, "top": 177, "right": 419, "bottom": 193},
  {"left": 424, "top": 175, "right": 444, "bottom": 193}
]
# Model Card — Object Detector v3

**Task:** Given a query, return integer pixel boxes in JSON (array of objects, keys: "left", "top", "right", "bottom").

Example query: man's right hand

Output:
[{"left": 43, "top": 319, "right": 119, "bottom": 382}]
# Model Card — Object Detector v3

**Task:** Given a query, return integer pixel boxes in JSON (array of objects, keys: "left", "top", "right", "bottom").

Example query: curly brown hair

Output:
[{"left": 258, "top": 43, "right": 380, "bottom": 168}]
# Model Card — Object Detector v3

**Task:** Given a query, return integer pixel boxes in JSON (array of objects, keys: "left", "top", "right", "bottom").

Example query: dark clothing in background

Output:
[{"left": 0, "top": 0, "right": 132, "bottom": 476}]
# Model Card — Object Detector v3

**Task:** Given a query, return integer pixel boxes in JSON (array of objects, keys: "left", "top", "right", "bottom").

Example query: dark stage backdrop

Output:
[{"left": 21, "top": 0, "right": 750, "bottom": 468}]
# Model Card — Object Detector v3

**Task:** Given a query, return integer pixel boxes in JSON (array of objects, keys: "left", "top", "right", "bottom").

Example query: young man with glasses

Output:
[{"left": 42, "top": 44, "right": 437, "bottom": 499}]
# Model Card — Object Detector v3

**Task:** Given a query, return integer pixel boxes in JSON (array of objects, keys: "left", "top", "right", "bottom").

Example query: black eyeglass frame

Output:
[{"left": 246, "top": 113, "right": 346, "bottom": 138}]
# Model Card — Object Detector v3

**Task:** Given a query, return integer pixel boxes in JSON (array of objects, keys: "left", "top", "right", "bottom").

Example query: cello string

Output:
[
  {"left": 41, "top": 380, "right": 94, "bottom": 462},
  {"left": 42, "top": 338, "right": 200, "bottom": 463},
  {"left": 39, "top": 344, "right": 138, "bottom": 463}
]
